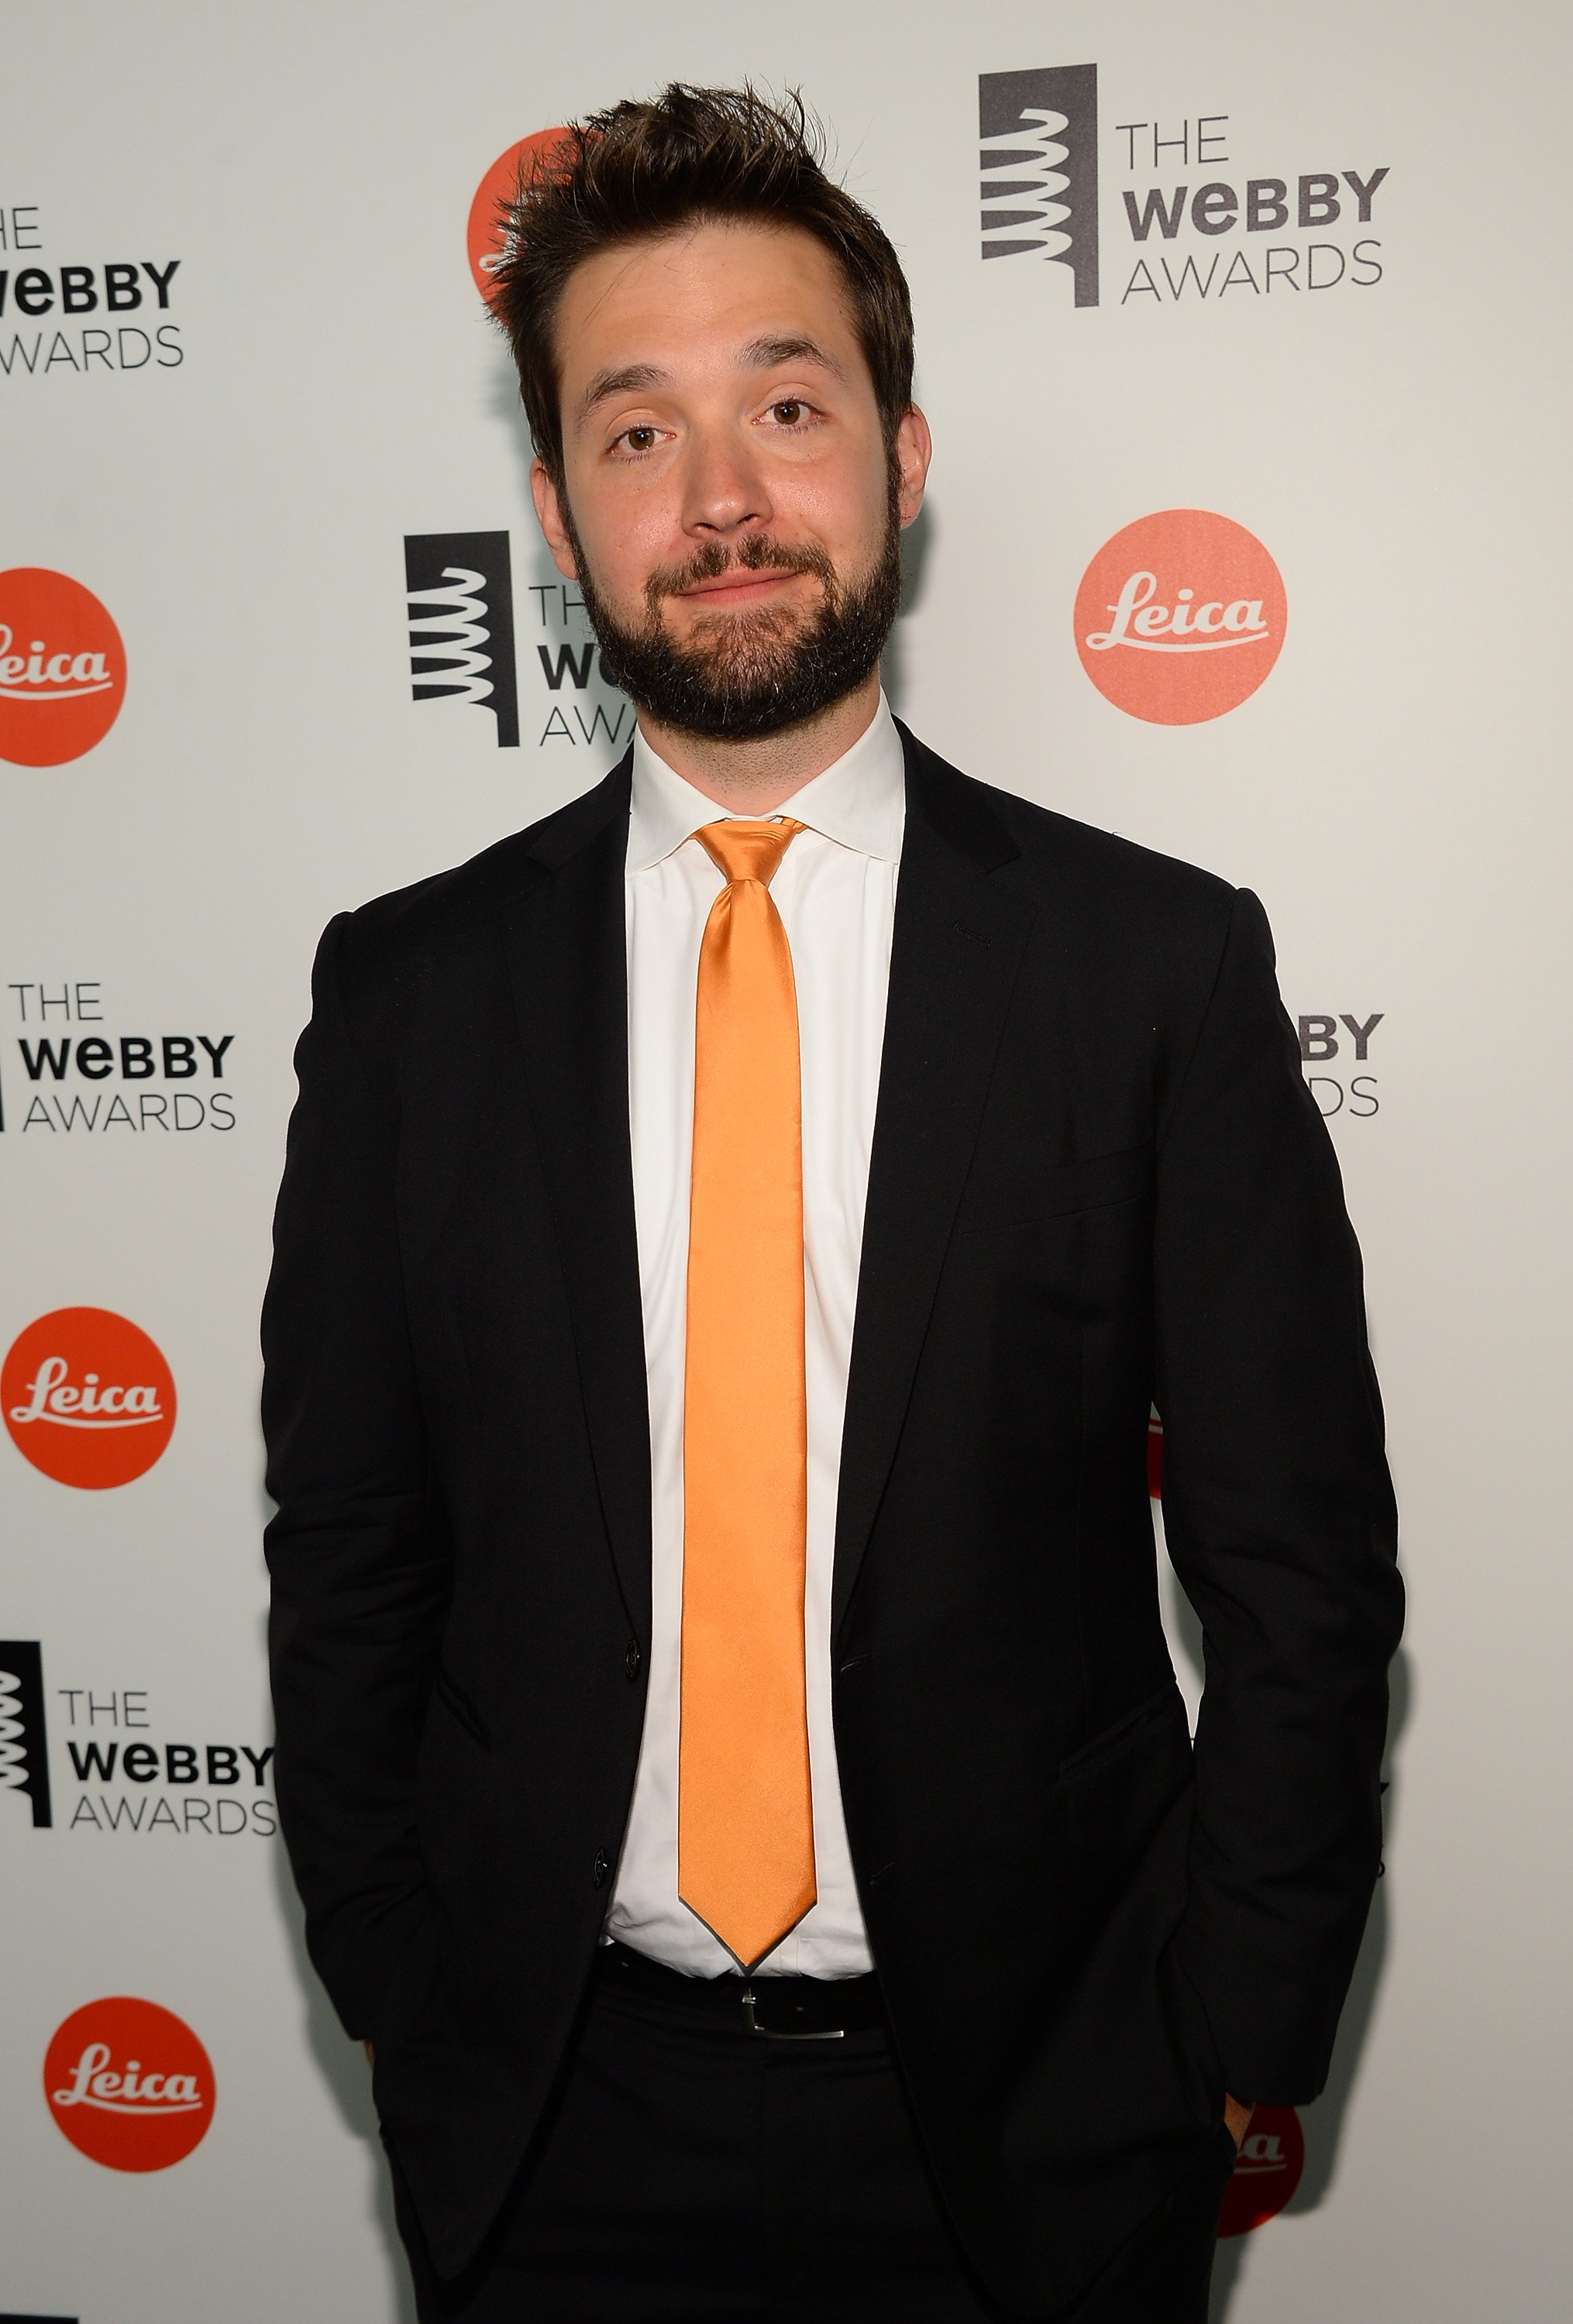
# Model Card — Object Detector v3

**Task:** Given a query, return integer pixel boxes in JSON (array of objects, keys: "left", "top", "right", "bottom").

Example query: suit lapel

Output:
[
  {"left": 501, "top": 758, "right": 652, "bottom": 1641},
  {"left": 831, "top": 734, "right": 1034, "bottom": 1640},
  {"left": 493, "top": 734, "right": 1032, "bottom": 1649}
]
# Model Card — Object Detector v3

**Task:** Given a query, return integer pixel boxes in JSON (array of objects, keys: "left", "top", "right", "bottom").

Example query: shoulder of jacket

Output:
[
  {"left": 904, "top": 727, "right": 1238, "bottom": 930},
  {"left": 1012, "top": 791, "right": 1236, "bottom": 927},
  {"left": 328, "top": 765, "right": 625, "bottom": 987}
]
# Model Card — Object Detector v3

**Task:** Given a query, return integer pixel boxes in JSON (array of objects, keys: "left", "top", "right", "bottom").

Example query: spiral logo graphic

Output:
[
  {"left": 979, "top": 66, "right": 1099, "bottom": 306},
  {"left": 0, "top": 1642, "right": 52, "bottom": 1826},
  {"left": 0, "top": 1673, "right": 26, "bottom": 1780},
  {"left": 409, "top": 569, "right": 494, "bottom": 705},
  {"left": 404, "top": 531, "right": 519, "bottom": 748}
]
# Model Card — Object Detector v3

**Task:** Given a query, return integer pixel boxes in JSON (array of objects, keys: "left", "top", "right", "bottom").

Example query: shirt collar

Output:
[{"left": 626, "top": 693, "right": 906, "bottom": 875}]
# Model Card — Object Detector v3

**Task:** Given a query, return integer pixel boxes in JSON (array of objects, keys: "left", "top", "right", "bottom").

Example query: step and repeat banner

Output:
[{"left": 2, "top": 3, "right": 1568, "bottom": 2319}]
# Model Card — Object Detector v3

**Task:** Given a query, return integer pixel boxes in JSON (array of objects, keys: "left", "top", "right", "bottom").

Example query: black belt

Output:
[{"left": 598, "top": 1939, "right": 887, "bottom": 2040}]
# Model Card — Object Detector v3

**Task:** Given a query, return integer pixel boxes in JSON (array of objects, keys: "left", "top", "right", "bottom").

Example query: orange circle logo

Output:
[
  {"left": 45, "top": 1997, "right": 214, "bottom": 2172},
  {"left": 466, "top": 130, "right": 573, "bottom": 301},
  {"left": 1075, "top": 511, "right": 1286, "bottom": 725},
  {"left": 0, "top": 569, "right": 126, "bottom": 766},
  {"left": 1218, "top": 2102, "right": 1305, "bottom": 2236},
  {"left": 3, "top": 1308, "right": 176, "bottom": 1489}
]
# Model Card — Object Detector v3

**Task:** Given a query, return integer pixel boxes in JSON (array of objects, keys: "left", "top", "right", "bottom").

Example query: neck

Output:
[{"left": 635, "top": 672, "right": 882, "bottom": 816}]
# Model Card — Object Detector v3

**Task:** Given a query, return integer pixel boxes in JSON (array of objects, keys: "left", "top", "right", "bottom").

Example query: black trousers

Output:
[{"left": 397, "top": 1962, "right": 1234, "bottom": 2324}]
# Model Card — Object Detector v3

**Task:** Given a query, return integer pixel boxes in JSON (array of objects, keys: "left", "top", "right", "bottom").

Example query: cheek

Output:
[
  {"left": 782, "top": 449, "right": 890, "bottom": 557},
  {"left": 569, "top": 483, "right": 671, "bottom": 604}
]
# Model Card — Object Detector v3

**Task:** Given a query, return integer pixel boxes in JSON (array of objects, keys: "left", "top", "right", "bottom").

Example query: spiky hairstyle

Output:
[{"left": 488, "top": 83, "right": 914, "bottom": 481}]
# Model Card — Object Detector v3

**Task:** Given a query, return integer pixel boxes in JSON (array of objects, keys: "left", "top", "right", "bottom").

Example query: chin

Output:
[{"left": 679, "top": 604, "right": 807, "bottom": 656}]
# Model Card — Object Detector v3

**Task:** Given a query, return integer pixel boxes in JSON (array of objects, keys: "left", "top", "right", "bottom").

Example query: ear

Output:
[
  {"left": 530, "top": 458, "right": 580, "bottom": 580},
  {"left": 893, "top": 404, "right": 932, "bottom": 530}
]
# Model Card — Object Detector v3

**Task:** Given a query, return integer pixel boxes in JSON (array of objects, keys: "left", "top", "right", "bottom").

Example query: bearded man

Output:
[{"left": 263, "top": 84, "right": 1402, "bottom": 2324}]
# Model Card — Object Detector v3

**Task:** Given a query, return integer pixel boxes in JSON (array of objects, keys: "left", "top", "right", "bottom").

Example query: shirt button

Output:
[
  {"left": 624, "top": 1641, "right": 643, "bottom": 1683},
  {"left": 591, "top": 1849, "right": 609, "bottom": 1889}
]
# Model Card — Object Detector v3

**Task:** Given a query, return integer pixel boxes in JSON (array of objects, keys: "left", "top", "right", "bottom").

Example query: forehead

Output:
[{"left": 553, "top": 220, "right": 862, "bottom": 387}]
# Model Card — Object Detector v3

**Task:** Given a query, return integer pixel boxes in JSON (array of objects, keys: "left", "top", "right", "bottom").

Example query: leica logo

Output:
[
  {"left": 9, "top": 1355, "right": 165, "bottom": 1430},
  {"left": 0, "top": 570, "right": 126, "bottom": 765},
  {"left": 467, "top": 129, "right": 573, "bottom": 299},
  {"left": 0, "top": 625, "right": 114, "bottom": 701},
  {"left": 52, "top": 2041, "right": 203, "bottom": 2117},
  {"left": 2, "top": 1309, "right": 176, "bottom": 1487},
  {"left": 1074, "top": 510, "right": 1286, "bottom": 724},
  {"left": 1083, "top": 571, "right": 1270, "bottom": 655},
  {"left": 1234, "top": 2127, "right": 1293, "bottom": 2177},
  {"left": 43, "top": 1997, "right": 215, "bottom": 2171},
  {"left": 1218, "top": 2101, "right": 1305, "bottom": 2236}
]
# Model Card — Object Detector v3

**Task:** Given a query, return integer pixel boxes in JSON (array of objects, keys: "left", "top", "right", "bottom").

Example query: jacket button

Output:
[
  {"left": 624, "top": 1641, "right": 642, "bottom": 1682},
  {"left": 591, "top": 1849, "right": 609, "bottom": 1889}
]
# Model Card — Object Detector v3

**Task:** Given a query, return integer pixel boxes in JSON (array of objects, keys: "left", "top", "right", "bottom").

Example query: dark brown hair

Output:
[{"left": 488, "top": 84, "right": 915, "bottom": 484}]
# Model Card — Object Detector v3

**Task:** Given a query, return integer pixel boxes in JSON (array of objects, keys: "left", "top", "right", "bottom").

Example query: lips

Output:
[{"left": 677, "top": 569, "right": 802, "bottom": 604}]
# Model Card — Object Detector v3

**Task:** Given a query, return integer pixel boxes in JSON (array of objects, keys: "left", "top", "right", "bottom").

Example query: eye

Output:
[
  {"left": 614, "top": 425, "right": 661, "bottom": 456},
  {"left": 769, "top": 398, "right": 809, "bottom": 426}
]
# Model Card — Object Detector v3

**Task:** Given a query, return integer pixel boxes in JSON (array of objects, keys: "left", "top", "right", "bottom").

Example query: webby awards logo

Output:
[
  {"left": 45, "top": 1996, "right": 214, "bottom": 2171},
  {"left": 1075, "top": 511, "right": 1286, "bottom": 724},
  {"left": 976, "top": 68, "right": 1389, "bottom": 311},
  {"left": 1, "top": 198, "right": 184, "bottom": 378},
  {"left": 3, "top": 1308, "right": 176, "bottom": 1488},
  {"left": 0, "top": 569, "right": 125, "bottom": 765},
  {"left": 467, "top": 130, "right": 572, "bottom": 300}
]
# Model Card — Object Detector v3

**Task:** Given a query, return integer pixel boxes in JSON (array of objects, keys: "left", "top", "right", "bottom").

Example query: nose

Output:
[{"left": 679, "top": 421, "right": 774, "bottom": 541}]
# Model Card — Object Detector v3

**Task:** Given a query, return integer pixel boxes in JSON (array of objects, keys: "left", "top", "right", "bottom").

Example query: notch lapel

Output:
[
  {"left": 501, "top": 761, "right": 652, "bottom": 1641},
  {"left": 831, "top": 740, "right": 1034, "bottom": 1640}
]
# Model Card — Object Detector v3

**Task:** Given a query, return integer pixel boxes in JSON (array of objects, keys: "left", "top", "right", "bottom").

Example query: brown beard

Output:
[{"left": 563, "top": 480, "right": 903, "bottom": 741}]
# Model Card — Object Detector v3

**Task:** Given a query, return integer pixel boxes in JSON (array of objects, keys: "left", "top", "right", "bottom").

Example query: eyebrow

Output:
[
  {"left": 737, "top": 333, "right": 845, "bottom": 380},
  {"left": 577, "top": 361, "right": 669, "bottom": 425},
  {"left": 574, "top": 335, "right": 847, "bottom": 428}
]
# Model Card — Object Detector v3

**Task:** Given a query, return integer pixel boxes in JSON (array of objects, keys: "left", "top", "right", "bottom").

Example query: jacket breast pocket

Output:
[{"left": 954, "top": 1141, "right": 1154, "bottom": 1236}]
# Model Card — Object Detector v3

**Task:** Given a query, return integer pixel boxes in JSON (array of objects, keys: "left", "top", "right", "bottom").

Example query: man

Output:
[{"left": 263, "top": 84, "right": 1402, "bottom": 2322}]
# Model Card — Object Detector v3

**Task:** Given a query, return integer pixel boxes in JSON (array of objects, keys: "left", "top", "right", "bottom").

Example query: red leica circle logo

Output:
[
  {"left": 3, "top": 1308, "right": 176, "bottom": 1488},
  {"left": 467, "top": 130, "right": 574, "bottom": 301},
  {"left": 1075, "top": 511, "right": 1286, "bottom": 725},
  {"left": 45, "top": 1996, "right": 215, "bottom": 2171},
  {"left": 1219, "top": 2102, "right": 1306, "bottom": 2236},
  {"left": 0, "top": 568, "right": 126, "bottom": 766}
]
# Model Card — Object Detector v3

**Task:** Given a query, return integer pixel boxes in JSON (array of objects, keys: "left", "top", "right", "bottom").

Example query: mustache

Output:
[{"left": 645, "top": 533, "right": 837, "bottom": 613}]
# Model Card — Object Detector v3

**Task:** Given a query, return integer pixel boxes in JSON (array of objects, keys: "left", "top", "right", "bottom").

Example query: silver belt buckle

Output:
[{"left": 739, "top": 1982, "right": 845, "bottom": 2042}]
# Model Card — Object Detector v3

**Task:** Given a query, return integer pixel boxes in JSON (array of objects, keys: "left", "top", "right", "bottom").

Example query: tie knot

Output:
[{"left": 697, "top": 818, "right": 805, "bottom": 890}]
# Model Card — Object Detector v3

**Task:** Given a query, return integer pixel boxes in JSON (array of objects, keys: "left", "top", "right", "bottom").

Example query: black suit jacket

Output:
[{"left": 262, "top": 724, "right": 1402, "bottom": 2312}]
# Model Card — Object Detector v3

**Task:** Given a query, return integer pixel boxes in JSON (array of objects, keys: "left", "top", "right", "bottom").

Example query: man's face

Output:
[{"left": 531, "top": 221, "right": 929, "bottom": 740}]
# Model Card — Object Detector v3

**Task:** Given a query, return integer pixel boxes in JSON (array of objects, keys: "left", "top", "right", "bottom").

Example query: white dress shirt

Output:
[{"left": 604, "top": 693, "right": 906, "bottom": 1978}]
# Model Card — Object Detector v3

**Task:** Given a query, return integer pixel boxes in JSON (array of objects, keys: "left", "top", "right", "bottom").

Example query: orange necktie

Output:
[{"left": 678, "top": 817, "right": 816, "bottom": 1969}]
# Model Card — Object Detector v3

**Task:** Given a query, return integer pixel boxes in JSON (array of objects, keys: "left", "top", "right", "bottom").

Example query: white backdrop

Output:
[{"left": 2, "top": 3, "right": 1570, "bottom": 2316}]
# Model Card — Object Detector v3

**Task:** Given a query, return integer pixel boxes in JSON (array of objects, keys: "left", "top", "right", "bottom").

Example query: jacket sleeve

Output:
[
  {"left": 261, "top": 913, "right": 451, "bottom": 2041},
  {"left": 1154, "top": 886, "right": 1403, "bottom": 2105}
]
